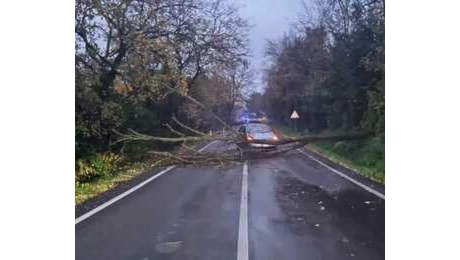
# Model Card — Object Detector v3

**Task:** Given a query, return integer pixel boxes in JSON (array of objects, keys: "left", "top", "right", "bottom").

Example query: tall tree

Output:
[
  {"left": 75, "top": 0, "right": 250, "bottom": 157},
  {"left": 262, "top": 0, "right": 384, "bottom": 133}
]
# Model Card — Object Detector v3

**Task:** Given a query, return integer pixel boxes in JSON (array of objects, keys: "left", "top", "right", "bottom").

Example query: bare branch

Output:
[
  {"left": 164, "top": 123, "right": 186, "bottom": 137},
  {"left": 165, "top": 85, "right": 235, "bottom": 132},
  {"left": 111, "top": 129, "right": 234, "bottom": 145},
  {"left": 180, "top": 143, "right": 203, "bottom": 155},
  {"left": 148, "top": 151, "right": 194, "bottom": 164},
  {"left": 172, "top": 116, "right": 206, "bottom": 136}
]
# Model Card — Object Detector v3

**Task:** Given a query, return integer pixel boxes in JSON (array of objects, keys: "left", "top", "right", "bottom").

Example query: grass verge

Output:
[
  {"left": 75, "top": 161, "right": 153, "bottom": 204},
  {"left": 307, "top": 142, "right": 385, "bottom": 184}
]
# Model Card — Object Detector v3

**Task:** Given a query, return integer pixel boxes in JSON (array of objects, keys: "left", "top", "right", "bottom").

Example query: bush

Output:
[
  {"left": 75, "top": 153, "right": 122, "bottom": 183},
  {"left": 75, "top": 160, "right": 98, "bottom": 183}
]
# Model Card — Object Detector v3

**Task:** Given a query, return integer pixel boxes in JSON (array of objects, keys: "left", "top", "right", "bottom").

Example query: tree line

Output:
[
  {"left": 76, "top": 0, "right": 251, "bottom": 159},
  {"left": 250, "top": 0, "right": 384, "bottom": 135}
]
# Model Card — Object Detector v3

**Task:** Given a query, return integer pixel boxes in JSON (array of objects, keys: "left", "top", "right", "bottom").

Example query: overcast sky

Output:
[{"left": 233, "top": 0, "right": 305, "bottom": 92}]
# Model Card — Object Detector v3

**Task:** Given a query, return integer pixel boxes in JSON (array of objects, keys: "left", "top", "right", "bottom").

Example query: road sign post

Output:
[{"left": 290, "top": 110, "right": 300, "bottom": 132}]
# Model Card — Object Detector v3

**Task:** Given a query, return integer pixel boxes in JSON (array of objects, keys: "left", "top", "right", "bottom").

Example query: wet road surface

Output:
[
  {"left": 76, "top": 141, "right": 384, "bottom": 260},
  {"left": 248, "top": 153, "right": 384, "bottom": 260}
]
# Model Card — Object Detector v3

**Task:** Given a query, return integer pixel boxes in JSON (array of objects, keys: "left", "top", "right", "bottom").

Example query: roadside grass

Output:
[
  {"left": 75, "top": 161, "right": 153, "bottom": 204},
  {"left": 273, "top": 123, "right": 385, "bottom": 185},
  {"left": 308, "top": 141, "right": 385, "bottom": 184}
]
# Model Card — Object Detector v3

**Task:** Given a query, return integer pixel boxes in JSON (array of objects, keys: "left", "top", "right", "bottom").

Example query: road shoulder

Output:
[{"left": 298, "top": 147, "right": 385, "bottom": 195}]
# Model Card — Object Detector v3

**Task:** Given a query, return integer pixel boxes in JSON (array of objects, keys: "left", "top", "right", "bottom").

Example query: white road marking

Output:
[
  {"left": 75, "top": 141, "right": 218, "bottom": 225},
  {"left": 297, "top": 149, "right": 385, "bottom": 200},
  {"left": 237, "top": 161, "right": 249, "bottom": 260},
  {"left": 197, "top": 140, "right": 218, "bottom": 152}
]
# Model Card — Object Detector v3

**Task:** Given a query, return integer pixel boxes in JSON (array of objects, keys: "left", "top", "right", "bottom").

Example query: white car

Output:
[{"left": 237, "top": 123, "right": 280, "bottom": 148}]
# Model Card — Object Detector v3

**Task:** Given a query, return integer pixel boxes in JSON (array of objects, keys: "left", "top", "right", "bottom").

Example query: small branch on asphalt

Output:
[
  {"left": 148, "top": 151, "right": 194, "bottom": 164},
  {"left": 180, "top": 143, "right": 204, "bottom": 155}
]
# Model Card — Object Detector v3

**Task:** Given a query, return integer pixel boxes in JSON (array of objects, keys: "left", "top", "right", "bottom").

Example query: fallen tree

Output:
[{"left": 112, "top": 86, "right": 373, "bottom": 167}]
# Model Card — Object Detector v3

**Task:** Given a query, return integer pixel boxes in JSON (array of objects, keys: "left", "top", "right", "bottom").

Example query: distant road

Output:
[{"left": 76, "top": 140, "right": 384, "bottom": 260}]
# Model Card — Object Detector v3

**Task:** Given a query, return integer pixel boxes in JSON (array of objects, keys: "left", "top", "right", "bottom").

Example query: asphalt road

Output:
[{"left": 75, "top": 141, "right": 384, "bottom": 260}]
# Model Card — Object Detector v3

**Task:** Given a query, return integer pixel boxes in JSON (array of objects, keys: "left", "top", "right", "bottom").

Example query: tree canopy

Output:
[{"left": 76, "top": 0, "right": 251, "bottom": 158}]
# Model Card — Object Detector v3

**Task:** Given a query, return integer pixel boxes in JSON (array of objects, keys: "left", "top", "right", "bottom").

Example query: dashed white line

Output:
[
  {"left": 237, "top": 161, "right": 249, "bottom": 260},
  {"left": 75, "top": 141, "right": 218, "bottom": 225},
  {"left": 297, "top": 149, "right": 385, "bottom": 200}
]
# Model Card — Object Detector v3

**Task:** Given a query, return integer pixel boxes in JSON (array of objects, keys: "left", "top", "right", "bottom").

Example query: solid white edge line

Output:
[
  {"left": 75, "top": 141, "right": 218, "bottom": 225},
  {"left": 297, "top": 149, "right": 385, "bottom": 200},
  {"left": 237, "top": 161, "right": 249, "bottom": 260},
  {"left": 75, "top": 165, "right": 176, "bottom": 225}
]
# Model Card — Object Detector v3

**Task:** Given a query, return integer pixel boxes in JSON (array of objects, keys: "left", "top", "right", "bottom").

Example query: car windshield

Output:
[{"left": 246, "top": 123, "right": 272, "bottom": 134}]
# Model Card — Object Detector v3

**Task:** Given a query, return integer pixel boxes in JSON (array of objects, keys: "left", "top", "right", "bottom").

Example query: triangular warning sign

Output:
[{"left": 290, "top": 110, "right": 300, "bottom": 119}]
